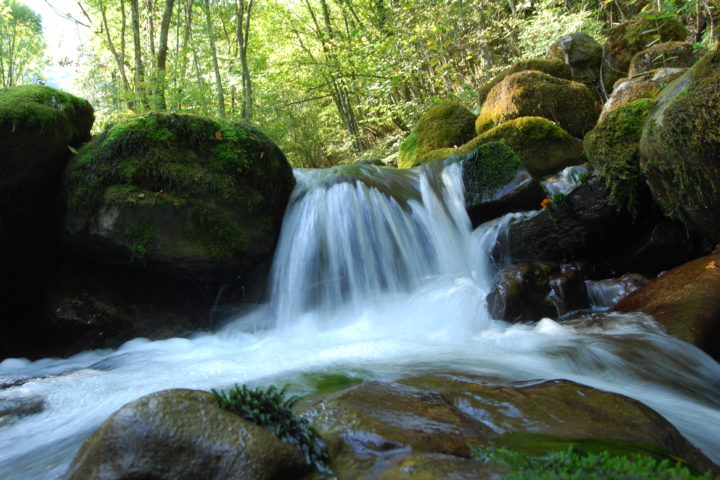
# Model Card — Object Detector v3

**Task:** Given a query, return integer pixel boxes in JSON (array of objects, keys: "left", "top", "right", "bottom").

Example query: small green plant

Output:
[
  {"left": 473, "top": 444, "right": 711, "bottom": 480},
  {"left": 125, "top": 223, "right": 156, "bottom": 262},
  {"left": 212, "top": 384, "right": 332, "bottom": 475},
  {"left": 548, "top": 192, "right": 572, "bottom": 223}
]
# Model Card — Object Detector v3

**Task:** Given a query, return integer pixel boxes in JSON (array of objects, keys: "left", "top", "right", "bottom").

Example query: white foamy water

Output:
[{"left": 1, "top": 162, "right": 718, "bottom": 479}]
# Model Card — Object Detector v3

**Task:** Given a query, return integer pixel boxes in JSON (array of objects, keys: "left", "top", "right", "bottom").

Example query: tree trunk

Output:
[
  {"left": 202, "top": 0, "right": 225, "bottom": 118},
  {"left": 99, "top": 0, "right": 134, "bottom": 110},
  {"left": 236, "top": 0, "right": 254, "bottom": 120},
  {"left": 156, "top": 0, "right": 175, "bottom": 110},
  {"left": 130, "top": 0, "right": 150, "bottom": 110}
]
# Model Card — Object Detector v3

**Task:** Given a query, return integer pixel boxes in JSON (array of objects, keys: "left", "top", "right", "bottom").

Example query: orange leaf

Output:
[
  {"left": 215, "top": 130, "right": 223, "bottom": 140},
  {"left": 541, "top": 198, "right": 553, "bottom": 209},
  {"left": 705, "top": 260, "right": 717, "bottom": 270}
]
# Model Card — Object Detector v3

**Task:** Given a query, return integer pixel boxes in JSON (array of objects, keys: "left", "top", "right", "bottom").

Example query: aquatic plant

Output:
[{"left": 212, "top": 384, "right": 331, "bottom": 474}]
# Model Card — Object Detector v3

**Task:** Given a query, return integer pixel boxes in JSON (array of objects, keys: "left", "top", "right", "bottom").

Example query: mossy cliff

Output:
[
  {"left": 398, "top": 101, "right": 476, "bottom": 169},
  {"left": 639, "top": 45, "right": 720, "bottom": 243},
  {"left": 475, "top": 71, "right": 598, "bottom": 138},
  {"left": 63, "top": 113, "right": 295, "bottom": 279}
]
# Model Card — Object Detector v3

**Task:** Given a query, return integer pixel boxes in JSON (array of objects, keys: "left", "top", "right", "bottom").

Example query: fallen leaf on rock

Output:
[
  {"left": 541, "top": 198, "right": 553, "bottom": 209},
  {"left": 215, "top": 130, "right": 223, "bottom": 140}
]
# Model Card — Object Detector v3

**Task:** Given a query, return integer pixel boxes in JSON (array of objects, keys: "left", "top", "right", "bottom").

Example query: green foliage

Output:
[
  {"left": 0, "top": 0, "right": 46, "bottom": 87},
  {"left": 473, "top": 444, "right": 711, "bottom": 480},
  {"left": 212, "top": 384, "right": 332, "bottom": 474}
]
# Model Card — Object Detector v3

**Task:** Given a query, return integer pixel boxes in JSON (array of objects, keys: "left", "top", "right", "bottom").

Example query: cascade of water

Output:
[{"left": 0, "top": 159, "right": 719, "bottom": 479}]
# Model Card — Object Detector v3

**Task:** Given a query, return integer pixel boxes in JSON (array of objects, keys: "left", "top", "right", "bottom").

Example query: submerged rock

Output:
[
  {"left": 475, "top": 71, "right": 598, "bottom": 138},
  {"left": 614, "top": 252, "right": 720, "bottom": 361},
  {"left": 398, "top": 101, "right": 476, "bottom": 168},
  {"left": 477, "top": 58, "right": 572, "bottom": 105},
  {"left": 65, "top": 389, "right": 310, "bottom": 480},
  {"left": 639, "top": 46, "right": 720, "bottom": 243},
  {"left": 63, "top": 113, "right": 294, "bottom": 281}
]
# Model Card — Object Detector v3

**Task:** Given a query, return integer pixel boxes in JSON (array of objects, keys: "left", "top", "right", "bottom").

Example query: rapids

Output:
[{"left": 1, "top": 162, "right": 719, "bottom": 479}]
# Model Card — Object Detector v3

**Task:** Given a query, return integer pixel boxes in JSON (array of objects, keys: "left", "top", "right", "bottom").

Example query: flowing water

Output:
[{"left": 1, "top": 162, "right": 719, "bottom": 479}]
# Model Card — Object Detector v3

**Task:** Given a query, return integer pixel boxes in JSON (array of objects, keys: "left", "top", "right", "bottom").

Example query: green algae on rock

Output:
[
  {"left": 585, "top": 98, "right": 657, "bottom": 217},
  {"left": 397, "top": 101, "right": 476, "bottom": 169},
  {"left": 639, "top": 45, "right": 720, "bottom": 243},
  {"left": 63, "top": 112, "right": 294, "bottom": 279},
  {"left": 475, "top": 71, "right": 598, "bottom": 138}
]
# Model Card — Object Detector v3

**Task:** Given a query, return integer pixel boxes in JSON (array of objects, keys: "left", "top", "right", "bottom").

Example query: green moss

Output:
[
  {"left": 187, "top": 203, "right": 246, "bottom": 261},
  {"left": 212, "top": 384, "right": 331, "bottom": 474},
  {"left": 478, "top": 58, "right": 572, "bottom": 105},
  {"left": 397, "top": 101, "right": 476, "bottom": 169},
  {"left": 585, "top": 98, "right": 657, "bottom": 217},
  {"left": 476, "top": 71, "right": 598, "bottom": 138},
  {"left": 457, "top": 142, "right": 522, "bottom": 204},
  {"left": 125, "top": 223, "right": 157, "bottom": 262},
  {"left": 301, "top": 373, "right": 365, "bottom": 395}
]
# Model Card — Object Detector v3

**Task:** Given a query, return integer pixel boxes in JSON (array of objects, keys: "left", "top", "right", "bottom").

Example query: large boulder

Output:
[
  {"left": 475, "top": 71, "right": 598, "bottom": 138},
  {"left": 546, "top": 32, "right": 603, "bottom": 96},
  {"left": 477, "top": 58, "right": 572, "bottom": 105},
  {"left": 397, "top": 101, "right": 476, "bottom": 168},
  {"left": 614, "top": 252, "right": 720, "bottom": 361},
  {"left": 0, "top": 85, "right": 93, "bottom": 355},
  {"left": 599, "top": 67, "right": 684, "bottom": 122},
  {"left": 65, "top": 389, "right": 310, "bottom": 480},
  {"left": 602, "top": 13, "right": 687, "bottom": 93},
  {"left": 63, "top": 113, "right": 294, "bottom": 280},
  {"left": 584, "top": 98, "right": 657, "bottom": 217},
  {"left": 639, "top": 46, "right": 720, "bottom": 243},
  {"left": 629, "top": 41, "right": 701, "bottom": 77}
]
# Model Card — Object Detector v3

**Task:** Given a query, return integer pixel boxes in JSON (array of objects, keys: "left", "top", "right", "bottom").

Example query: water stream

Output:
[{"left": 1, "top": 162, "right": 719, "bottom": 479}]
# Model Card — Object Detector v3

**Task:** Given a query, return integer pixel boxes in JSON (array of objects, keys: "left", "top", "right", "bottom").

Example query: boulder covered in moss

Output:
[
  {"left": 457, "top": 142, "right": 545, "bottom": 226},
  {"left": 599, "top": 68, "right": 686, "bottom": 122},
  {"left": 475, "top": 71, "right": 598, "bottom": 138},
  {"left": 0, "top": 85, "right": 93, "bottom": 355},
  {"left": 65, "top": 389, "right": 311, "bottom": 480},
  {"left": 478, "top": 58, "right": 572, "bottom": 105},
  {"left": 546, "top": 32, "right": 603, "bottom": 96},
  {"left": 62, "top": 113, "right": 294, "bottom": 280},
  {"left": 602, "top": 13, "right": 687, "bottom": 93},
  {"left": 639, "top": 46, "right": 720, "bottom": 243},
  {"left": 398, "top": 101, "right": 476, "bottom": 168},
  {"left": 614, "top": 251, "right": 720, "bottom": 361},
  {"left": 629, "top": 41, "right": 701, "bottom": 77},
  {"left": 585, "top": 98, "right": 657, "bottom": 217}
]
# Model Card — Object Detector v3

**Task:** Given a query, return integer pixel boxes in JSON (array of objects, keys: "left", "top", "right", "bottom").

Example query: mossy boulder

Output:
[
  {"left": 62, "top": 113, "right": 294, "bottom": 280},
  {"left": 477, "top": 58, "right": 572, "bottom": 105},
  {"left": 0, "top": 85, "right": 94, "bottom": 354},
  {"left": 629, "top": 41, "right": 701, "bottom": 77},
  {"left": 639, "top": 46, "right": 720, "bottom": 243},
  {"left": 602, "top": 13, "right": 688, "bottom": 93},
  {"left": 585, "top": 98, "right": 657, "bottom": 217},
  {"left": 65, "top": 389, "right": 311, "bottom": 480},
  {"left": 599, "top": 68, "right": 685, "bottom": 122},
  {"left": 546, "top": 32, "right": 603, "bottom": 96},
  {"left": 614, "top": 251, "right": 720, "bottom": 361},
  {"left": 397, "top": 101, "right": 476, "bottom": 169},
  {"left": 475, "top": 71, "right": 598, "bottom": 138}
]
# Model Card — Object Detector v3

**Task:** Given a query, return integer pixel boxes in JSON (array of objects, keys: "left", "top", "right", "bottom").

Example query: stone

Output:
[
  {"left": 629, "top": 41, "right": 701, "bottom": 77},
  {"left": 546, "top": 32, "right": 603, "bottom": 96},
  {"left": 478, "top": 58, "right": 572, "bottom": 105}
]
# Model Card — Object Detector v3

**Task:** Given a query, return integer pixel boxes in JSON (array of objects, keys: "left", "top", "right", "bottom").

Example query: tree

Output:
[{"left": 0, "top": 0, "right": 45, "bottom": 87}]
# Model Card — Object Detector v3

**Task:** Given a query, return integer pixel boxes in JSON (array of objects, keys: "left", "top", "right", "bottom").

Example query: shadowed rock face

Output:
[
  {"left": 297, "top": 374, "right": 717, "bottom": 478},
  {"left": 64, "top": 389, "right": 310, "bottom": 480},
  {"left": 614, "top": 252, "right": 720, "bottom": 361}
]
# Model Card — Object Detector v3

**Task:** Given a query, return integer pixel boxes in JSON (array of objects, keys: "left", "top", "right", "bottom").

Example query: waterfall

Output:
[{"left": 1, "top": 160, "right": 719, "bottom": 479}]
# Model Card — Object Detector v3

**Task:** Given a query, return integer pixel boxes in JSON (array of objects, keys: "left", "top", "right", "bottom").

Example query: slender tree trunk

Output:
[
  {"left": 156, "top": 0, "right": 175, "bottom": 110},
  {"left": 203, "top": 0, "right": 225, "bottom": 118},
  {"left": 99, "top": 0, "right": 134, "bottom": 110},
  {"left": 130, "top": 0, "right": 150, "bottom": 110},
  {"left": 237, "top": 0, "right": 254, "bottom": 120}
]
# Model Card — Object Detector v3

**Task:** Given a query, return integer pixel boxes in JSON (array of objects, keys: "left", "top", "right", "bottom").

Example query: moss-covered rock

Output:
[
  {"left": 585, "top": 98, "right": 657, "bottom": 217},
  {"left": 0, "top": 85, "right": 94, "bottom": 354},
  {"left": 546, "top": 32, "right": 603, "bottom": 96},
  {"left": 477, "top": 58, "right": 572, "bottom": 105},
  {"left": 639, "top": 45, "right": 720, "bottom": 243},
  {"left": 614, "top": 251, "right": 720, "bottom": 361},
  {"left": 397, "top": 101, "right": 476, "bottom": 169},
  {"left": 602, "top": 13, "right": 688, "bottom": 93},
  {"left": 599, "top": 68, "right": 677, "bottom": 123},
  {"left": 629, "top": 41, "right": 701, "bottom": 77},
  {"left": 62, "top": 113, "right": 294, "bottom": 279},
  {"left": 475, "top": 71, "right": 598, "bottom": 138},
  {"left": 65, "top": 389, "right": 311, "bottom": 480}
]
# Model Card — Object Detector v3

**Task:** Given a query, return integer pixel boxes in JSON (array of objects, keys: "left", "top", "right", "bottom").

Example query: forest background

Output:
[{"left": 2, "top": 0, "right": 718, "bottom": 167}]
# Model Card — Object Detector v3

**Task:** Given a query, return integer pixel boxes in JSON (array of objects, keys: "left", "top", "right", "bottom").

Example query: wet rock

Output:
[
  {"left": 546, "top": 32, "right": 603, "bottom": 96},
  {"left": 364, "top": 453, "right": 504, "bottom": 480},
  {"left": 64, "top": 389, "right": 310, "bottom": 480},
  {"left": 398, "top": 101, "right": 476, "bottom": 168},
  {"left": 478, "top": 58, "right": 571, "bottom": 105},
  {"left": 487, "top": 262, "right": 589, "bottom": 322},
  {"left": 601, "top": 13, "right": 687, "bottom": 94},
  {"left": 475, "top": 71, "right": 598, "bottom": 138},
  {"left": 614, "top": 252, "right": 720, "bottom": 361},
  {"left": 629, "top": 41, "right": 701, "bottom": 77},
  {"left": 639, "top": 46, "right": 720, "bottom": 243},
  {"left": 599, "top": 68, "right": 685, "bottom": 122},
  {"left": 0, "top": 395, "right": 45, "bottom": 427},
  {"left": 586, "top": 273, "right": 650, "bottom": 310}
]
